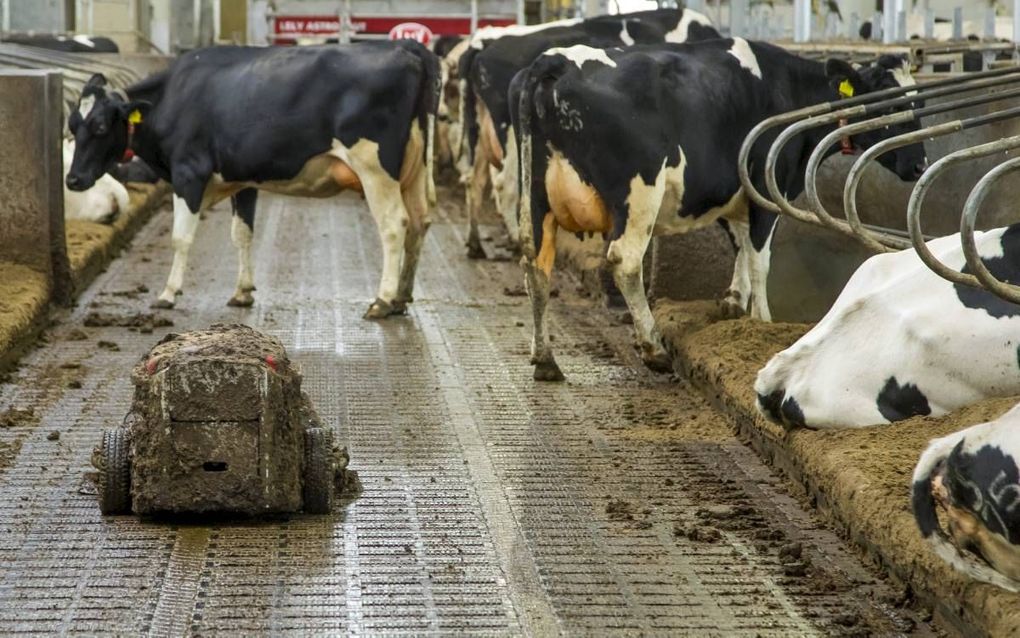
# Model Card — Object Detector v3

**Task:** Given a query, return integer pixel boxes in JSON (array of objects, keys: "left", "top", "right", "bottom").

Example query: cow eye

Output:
[{"left": 90, "top": 120, "right": 108, "bottom": 136}]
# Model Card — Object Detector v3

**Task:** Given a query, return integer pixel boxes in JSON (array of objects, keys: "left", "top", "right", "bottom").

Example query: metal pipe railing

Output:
[
  {"left": 907, "top": 135, "right": 1020, "bottom": 289},
  {"left": 959, "top": 156, "right": 1020, "bottom": 303},
  {"left": 761, "top": 72, "right": 1020, "bottom": 250},
  {"left": 841, "top": 103, "right": 1020, "bottom": 252},
  {"left": 738, "top": 64, "right": 1020, "bottom": 216}
]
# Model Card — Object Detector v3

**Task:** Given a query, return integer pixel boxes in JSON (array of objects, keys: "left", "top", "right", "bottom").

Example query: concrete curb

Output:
[
  {"left": 66, "top": 183, "right": 170, "bottom": 295},
  {"left": 553, "top": 236, "right": 1020, "bottom": 638},
  {"left": 0, "top": 182, "right": 170, "bottom": 376}
]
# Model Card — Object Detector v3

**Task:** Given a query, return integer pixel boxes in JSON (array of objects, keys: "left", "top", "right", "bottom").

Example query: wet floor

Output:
[{"left": 0, "top": 190, "right": 938, "bottom": 635}]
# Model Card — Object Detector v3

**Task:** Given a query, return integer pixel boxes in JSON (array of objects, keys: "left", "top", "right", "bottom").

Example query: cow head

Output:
[
  {"left": 66, "top": 74, "right": 150, "bottom": 191},
  {"left": 825, "top": 55, "right": 928, "bottom": 181}
]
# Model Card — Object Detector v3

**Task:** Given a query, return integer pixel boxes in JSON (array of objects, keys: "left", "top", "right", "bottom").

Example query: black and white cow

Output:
[
  {"left": 441, "top": 18, "right": 592, "bottom": 181},
  {"left": 461, "top": 8, "right": 719, "bottom": 258},
  {"left": 912, "top": 404, "right": 1020, "bottom": 591},
  {"left": 758, "top": 226, "right": 1020, "bottom": 429},
  {"left": 66, "top": 42, "right": 440, "bottom": 318},
  {"left": 514, "top": 40, "right": 925, "bottom": 381}
]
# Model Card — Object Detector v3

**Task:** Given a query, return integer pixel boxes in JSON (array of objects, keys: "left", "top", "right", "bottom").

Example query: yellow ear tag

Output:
[
  {"left": 128, "top": 109, "right": 143, "bottom": 124},
  {"left": 838, "top": 79, "right": 854, "bottom": 98}
]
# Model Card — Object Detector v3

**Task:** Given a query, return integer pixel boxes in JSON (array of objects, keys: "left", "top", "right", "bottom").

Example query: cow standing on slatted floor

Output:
[
  {"left": 460, "top": 8, "right": 720, "bottom": 257},
  {"left": 514, "top": 40, "right": 927, "bottom": 381},
  {"left": 65, "top": 42, "right": 440, "bottom": 319}
]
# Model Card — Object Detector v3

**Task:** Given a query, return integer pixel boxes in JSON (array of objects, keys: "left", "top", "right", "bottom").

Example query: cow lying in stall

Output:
[
  {"left": 514, "top": 41, "right": 926, "bottom": 381},
  {"left": 757, "top": 226, "right": 1020, "bottom": 429},
  {"left": 912, "top": 404, "right": 1020, "bottom": 591},
  {"left": 65, "top": 42, "right": 440, "bottom": 318},
  {"left": 62, "top": 139, "right": 129, "bottom": 224},
  {"left": 461, "top": 8, "right": 720, "bottom": 258}
]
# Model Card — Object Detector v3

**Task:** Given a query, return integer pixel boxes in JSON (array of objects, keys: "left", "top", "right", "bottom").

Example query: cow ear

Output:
[
  {"left": 118, "top": 100, "right": 152, "bottom": 123},
  {"left": 825, "top": 58, "right": 862, "bottom": 96},
  {"left": 86, "top": 73, "right": 107, "bottom": 88}
]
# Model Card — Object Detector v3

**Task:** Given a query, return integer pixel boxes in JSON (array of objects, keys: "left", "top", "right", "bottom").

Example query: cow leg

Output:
[
  {"left": 228, "top": 188, "right": 258, "bottom": 307},
  {"left": 606, "top": 207, "right": 670, "bottom": 373},
  {"left": 747, "top": 207, "right": 778, "bottom": 322},
  {"left": 153, "top": 194, "right": 200, "bottom": 309},
  {"left": 719, "top": 218, "right": 752, "bottom": 318},
  {"left": 524, "top": 212, "right": 563, "bottom": 381},
  {"left": 465, "top": 142, "right": 489, "bottom": 260},
  {"left": 495, "top": 129, "right": 521, "bottom": 248},
  {"left": 395, "top": 166, "right": 431, "bottom": 314},
  {"left": 347, "top": 157, "right": 409, "bottom": 319}
]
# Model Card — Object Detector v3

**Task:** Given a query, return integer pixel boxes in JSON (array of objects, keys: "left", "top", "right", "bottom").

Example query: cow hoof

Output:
[
  {"left": 391, "top": 299, "right": 410, "bottom": 315},
  {"left": 719, "top": 298, "right": 746, "bottom": 319},
  {"left": 642, "top": 351, "right": 673, "bottom": 374},
  {"left": 151, "top": 298, "right": 175, "bottom": 309},
  {"left": 533, "top": 360, "right": 565, "bottom": 382},
  {"left": 363, "top": 299, "right": 394, "bottom": 320},
  {"left": 466, "top": 243, "right": 487, "bottom": 260},
  {"left": 227, "top": 291, "right": 255, "bottom": 307}
]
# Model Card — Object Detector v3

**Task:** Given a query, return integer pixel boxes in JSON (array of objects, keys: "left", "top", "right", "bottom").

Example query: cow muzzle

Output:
[{"left": 65, "top": 172, "right": 93, "bottom": 192}]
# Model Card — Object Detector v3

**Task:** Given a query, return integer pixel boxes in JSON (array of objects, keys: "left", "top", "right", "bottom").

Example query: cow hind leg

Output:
[
  {"left": 747, "top": 207, "right": 778, "bottom": 322},
  {"left": 719, "top": 218, "right": 752, "bottom": 318},
  {"left": 227, "top": 188, "right": 258, "bottom": 307},
  {"left": 395, "top": 166, "right": 431, "bottom": 314},
  {"left": 607, "top": 206, "right": 670, "bottom": 373},
  {"left": 153, "top": 195, "right": 201, "bottom": 309},
  {"left": 465, "top": 145, "right": 489, "bottom": 260},
  {"left": 526, "top": 213, "right": 563, "bottom": 382},
  {"left": 348, "top": 154, "right": 409, "bottom": 319}
]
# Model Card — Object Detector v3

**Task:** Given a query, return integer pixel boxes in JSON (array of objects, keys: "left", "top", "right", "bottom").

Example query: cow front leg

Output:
[
  {"left": 228, "top": 188, "right": 258, "bottom": 307},
  {"left": 526, "top": 213, "right": 563, "bottom": 382},
  {"left": 465, "top": 145, "right": 489, "bottom": 260},
  {"left": 719, "top": 218, "right": 751, "bottom": 318},
  {"left": 153, "top": 195, "right": 201, "bottom": 309},
  {"left": 395, "top": 168, "right": 432, "bottom": 314}
]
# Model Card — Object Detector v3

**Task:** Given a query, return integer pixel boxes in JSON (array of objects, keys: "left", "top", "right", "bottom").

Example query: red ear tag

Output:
[
  {"left": 265, "top": 355, "right": 278, "bottom": 371},
  {"left": 145, "top": 357, "right": 158, "bottom": 375}
]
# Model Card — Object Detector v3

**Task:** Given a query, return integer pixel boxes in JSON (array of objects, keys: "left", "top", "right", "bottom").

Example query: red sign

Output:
[
  {"left": 388, "top": 22, "right": 433, "bottom": 45},
  {"left": 272, "top": 15, "right": 516, "bottom": 42}
]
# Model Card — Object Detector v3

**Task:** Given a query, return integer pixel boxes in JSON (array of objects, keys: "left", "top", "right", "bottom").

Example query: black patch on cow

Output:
[
  {"left": 780, "top": 395, "right": 806, "bottom": 429},
  {"left": 757, "top": 391, "right": 784, "bottom": 423},
  {"left": 946, "top": 440, "right": 1020, "bottom": 544},
  {"left": 876, "top": 376, "right": 931, "bottom": 422},
  {"left": 955, "top": 224, "right": 1020, "bottom": 319},
  {"left": 912, "top": 478, "right": 939, "bottom": 538}
]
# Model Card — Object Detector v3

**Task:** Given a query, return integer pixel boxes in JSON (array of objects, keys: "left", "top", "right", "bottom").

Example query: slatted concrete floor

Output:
[{"left": 0, "top": 191, "right": 935, "bottom": 636}]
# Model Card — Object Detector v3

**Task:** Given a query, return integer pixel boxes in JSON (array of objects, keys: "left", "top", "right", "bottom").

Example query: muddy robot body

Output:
[{"left": 94, "top": 324, "right": 346, "bottom": 516}]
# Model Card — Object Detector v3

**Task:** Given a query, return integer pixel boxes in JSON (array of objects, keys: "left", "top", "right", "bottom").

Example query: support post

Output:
[
  {"left": 517, "top": 0, "right": 525, "bottom": 25},
  {"left": 953, "top": 7, "right": 963, "bottom": 40},
  {"left": 1014, "top": 0, "right": 1020, "bottom": 43},
  {"left": 730, "top": 0, "right": 747, "bottom": 37},
  {"left": 0, "top": 70, "right": 70, "bottom": 305},
  {"left": 470, "top": 0, "right": 478, "bottom": 34},
  {"left": 793, "top": 0, "right": 811, "bottom": 42}
]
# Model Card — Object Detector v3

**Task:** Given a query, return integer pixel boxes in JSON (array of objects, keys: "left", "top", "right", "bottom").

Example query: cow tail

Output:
[
  {"left": 517, "top": 64, "right": 537, "bottom": 258},
  {"left": 911, "top": 433, "right": 1020, "bottom": 592},
  {"left": 422, "top": 50, "right": 441, "bottom": 207},
  {"left": 458, "top": 49, "right": 478, "bottom": 168},
  {"left": 518, "top": 55, "right": 569, "bottom": 258}
]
